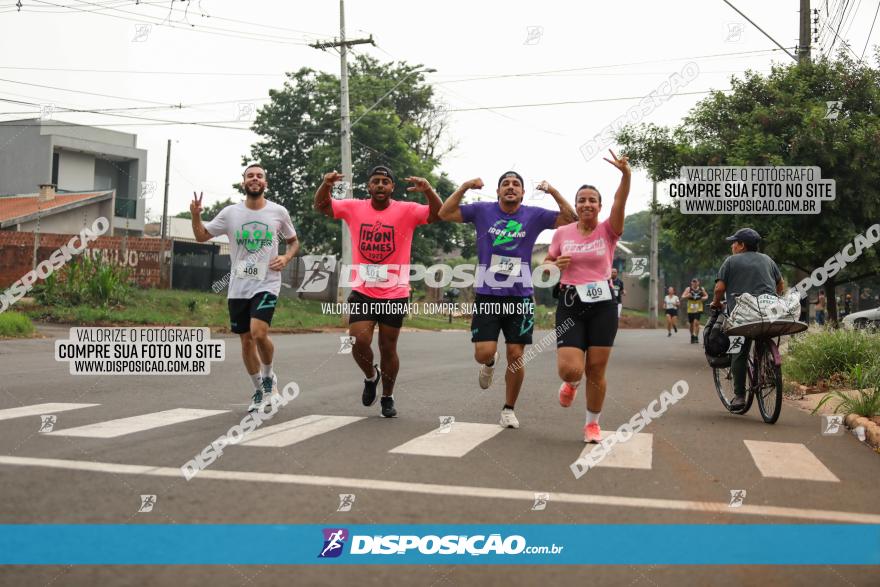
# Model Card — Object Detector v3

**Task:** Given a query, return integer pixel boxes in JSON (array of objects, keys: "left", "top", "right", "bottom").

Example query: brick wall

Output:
[{"left": 0, "top": 231, "right": 168, "bottom": 289}]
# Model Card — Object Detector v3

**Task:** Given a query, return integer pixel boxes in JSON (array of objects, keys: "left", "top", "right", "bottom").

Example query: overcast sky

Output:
[{"left": 1, "top": 0, "right": 876, "bottom": 234}]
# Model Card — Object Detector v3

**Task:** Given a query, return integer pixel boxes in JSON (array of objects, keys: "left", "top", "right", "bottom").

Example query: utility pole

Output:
[
  {"left": 160, "top": 139, "right": 171, "bottom": 287},
  {"left": 310, "top": 0, "right": 374, "bottom": 303},
  {"left": 650, "top": 180, "right": 659, "bottom": 328},
  {"left": 798, "top": 0, "right": 811, "bottom": 64}
]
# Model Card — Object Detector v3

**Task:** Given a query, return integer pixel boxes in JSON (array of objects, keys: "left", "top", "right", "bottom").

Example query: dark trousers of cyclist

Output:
[{"left": 731, "top": 337, "right": 753, "bottom": 397}]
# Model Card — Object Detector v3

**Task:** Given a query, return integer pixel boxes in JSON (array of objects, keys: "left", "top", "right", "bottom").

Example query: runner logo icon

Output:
[{"left": 319, "top": 528, "right": 349, "bottom": 558}]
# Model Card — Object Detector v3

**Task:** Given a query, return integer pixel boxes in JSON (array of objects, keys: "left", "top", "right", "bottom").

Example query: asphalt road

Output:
[{"left": 1, "top": 324, "right": 878, "bottom": 586}]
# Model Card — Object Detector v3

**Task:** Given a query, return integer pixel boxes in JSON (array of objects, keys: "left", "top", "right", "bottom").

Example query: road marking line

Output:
[
  {"left": 0, "top": 403, "right": 99, "bottom": 422},
  {"left": 0, "top": 455, "right": 875, "bottom": 523},
  {"left": 577, "top": 432, "right": 653, "bottom": 469},
  {"left": 238, "top": 415, "right": 364, "bottom": 447},
  {"left": 46, "top": 409, "right": 228, "bottom": 438},
  {"left": 744, "top": 440, "right": 840, "bottom": 482},
  {"left": 389, "top": 422, "right": 504, "bottom": 458}
]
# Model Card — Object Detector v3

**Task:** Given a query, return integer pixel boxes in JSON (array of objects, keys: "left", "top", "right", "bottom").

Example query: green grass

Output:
[
  {"left": 783, "top": 329, "right": 880, "bottom": 386},
  {"left": 0, "top": 312, "right": 35, "bottom": 337}
]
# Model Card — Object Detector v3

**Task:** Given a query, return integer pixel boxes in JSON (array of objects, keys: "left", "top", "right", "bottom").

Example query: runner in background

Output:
[
  {"left": 610, "top": 267, "right": 625, "bottom": 318},
  {"left": 439, "top": 173, "right": 576, "bottom": 429},
  {"left": 815, "top": 291, "right": 826, "bottom": 326},
  {"left": 190, "top": 164, "right": 299, "bottom": 412},
  {"left": 682, "top": 278, "right": 708, "bottom": 343},
  {"left": 664, "top": 286, "right": 680, "bottom": 337},
  {"left": 314, "top": 166, "right": 441, "bottom": 418},
  {"left": 544, "top": 150, "right": 631, "bottom": 443}
]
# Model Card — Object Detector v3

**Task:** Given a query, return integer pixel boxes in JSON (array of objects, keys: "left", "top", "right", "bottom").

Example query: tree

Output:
[
  {"left": 239, "top": 55, "right": 468, "bottom": 265},
  {"left": 617, "top": 53, "right": 880, "bottom": 323},
  {"left": 175, "top": 197, "right": 234, "bottom": 221}
]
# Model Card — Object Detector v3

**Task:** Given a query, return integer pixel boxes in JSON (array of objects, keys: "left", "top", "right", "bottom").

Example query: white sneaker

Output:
[
  {"left": 499, "top": 408, "right": 519, "bottom": 429},
  {"left": 479, "top": 352, "right": 499, "bottom": 389}
]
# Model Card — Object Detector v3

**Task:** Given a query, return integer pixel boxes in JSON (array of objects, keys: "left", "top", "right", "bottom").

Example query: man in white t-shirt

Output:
[{"left": 190, "top": 164, "right": 299, "bottom": 412}]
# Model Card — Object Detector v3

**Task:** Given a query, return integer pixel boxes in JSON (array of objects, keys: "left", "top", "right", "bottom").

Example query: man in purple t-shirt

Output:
[{"left": 439, "top": 171, "right": 576, "bottom": 429}]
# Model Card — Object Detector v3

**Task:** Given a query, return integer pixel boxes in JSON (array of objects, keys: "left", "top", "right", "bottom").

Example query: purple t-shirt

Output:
[{"left": 460, "top": 201, "right": 558, "bottom": 296}]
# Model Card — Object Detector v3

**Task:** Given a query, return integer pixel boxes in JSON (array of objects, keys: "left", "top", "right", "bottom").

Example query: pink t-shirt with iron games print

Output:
[
  {"left": 331, "top": 198, "right": 430, "bottom": 299},
  {"left": 548, "top": 219, "right": 621, "bottom": 286}
]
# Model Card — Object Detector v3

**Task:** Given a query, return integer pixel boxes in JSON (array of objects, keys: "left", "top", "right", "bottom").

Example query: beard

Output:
[{"left": 245, "top": 185, "right": 265, "bottom": 198}]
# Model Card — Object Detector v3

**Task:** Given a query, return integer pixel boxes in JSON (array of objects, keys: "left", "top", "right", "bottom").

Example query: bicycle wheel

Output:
[
  {"left": 755, "top": 339, "right": 783, "bottom": 424},
  {"left": 713, "top": 365, "right": 753, "bottom": 415}
]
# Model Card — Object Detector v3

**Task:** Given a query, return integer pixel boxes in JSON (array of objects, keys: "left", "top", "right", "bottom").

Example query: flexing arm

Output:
[
  {"left": 190, "top": 192, "right": 213, "bottom": 243},
  {"left": 314, "top": 171, "right": 343, "bottom": 218},
  {"left": 536, "top": 181, "right": 578, "bottom": 228},
  {"left": 438, "top": 178, "right": 482, "bottom": 222},
  {"left": 405, "top": 177, "right": 443, "bottom": 224}
]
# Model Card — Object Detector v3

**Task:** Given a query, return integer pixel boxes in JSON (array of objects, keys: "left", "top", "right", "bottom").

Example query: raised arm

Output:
[
  {"left": 189, "top": 191, "right": 213, "bottom": 243},
  {"left": 604, "top": 150, "right": 631, "bottom": 236},
  {"left": 536, "top": 181, "right": 577, "bottom": 228},
  {"left": 404, "top": 176, "right": 442, "bottom": 223},
  {"left": 314, "top": 171, "right": 343, "bottom": 218},
  {"left": 439, "top": 178, "right": 482, "bottom": 223}
]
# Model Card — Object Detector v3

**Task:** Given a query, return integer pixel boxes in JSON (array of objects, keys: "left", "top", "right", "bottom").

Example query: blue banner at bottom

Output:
[{"left": 1, "top": 525, "right": 878, "bottom": 565}]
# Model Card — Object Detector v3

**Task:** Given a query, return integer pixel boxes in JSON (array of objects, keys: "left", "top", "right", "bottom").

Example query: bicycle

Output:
[{"left": 709, "top": 305, "right": 806, "bottom": 424}]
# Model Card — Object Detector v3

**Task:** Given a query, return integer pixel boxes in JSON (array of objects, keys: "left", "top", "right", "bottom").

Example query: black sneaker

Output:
[
  {"left": 673, "top": 325, "right": 678, "bottom": 333},
  {"left": 362, "top": 365, "right": 380, "bottom": 407},
  {"left": 380, "top": 396, "right": 397, "bottom": 418},
  {"left": 730, "top": 393, "right": 746, "bottom": 411}
]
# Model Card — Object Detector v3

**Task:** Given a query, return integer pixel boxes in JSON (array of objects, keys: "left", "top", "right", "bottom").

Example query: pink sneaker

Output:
[
  {"left": 558, "top": 381, "right": 578, "bottom": 407},
  {"left": 584, "top": 422, "right": 602, "bottom": 443}
]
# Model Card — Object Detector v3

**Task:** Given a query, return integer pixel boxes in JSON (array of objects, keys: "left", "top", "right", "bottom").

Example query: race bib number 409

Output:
[{"left": 575, "top": 280, "right": 612, "bottom": 303}]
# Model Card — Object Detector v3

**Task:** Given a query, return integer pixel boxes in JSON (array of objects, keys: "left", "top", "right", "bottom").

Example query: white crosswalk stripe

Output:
[
  {"left": 389, "top": 422, "right": 504, "bottom": 458},
  {"left": 0, "top": 403, "right": 99, "bottom": 422},
  {"left": 744, "top": 440, "right": 840, "bottom": 482},
  {"left": 576, "top": 432, "right": 653, "bottom": 470},
  {"left": 47, "top": 408, "right": 229, "bottom": 438},
  {"left": 238, "top": 414, "right": 364, "bottom": 447}
]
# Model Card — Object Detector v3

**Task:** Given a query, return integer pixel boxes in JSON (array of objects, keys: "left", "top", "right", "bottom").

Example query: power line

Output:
[
  {"left": 861, "top": 1, "right": 880, "bottom": 61},
  {"left": 17, "top": 0, "right": 317, "bottom": 46},
  {"left": 443, "top": 89, "right": 724, "bottom": 113}
]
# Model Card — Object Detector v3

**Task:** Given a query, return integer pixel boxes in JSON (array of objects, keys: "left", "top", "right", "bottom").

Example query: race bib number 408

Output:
[{"left": 234, "top": 260, "right": 268, "bottom": 281}]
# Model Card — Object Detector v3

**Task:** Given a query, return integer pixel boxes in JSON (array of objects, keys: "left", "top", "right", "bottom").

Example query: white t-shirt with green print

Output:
[{"left": 204, "top": 200, "right": 296, "bottom": 299}]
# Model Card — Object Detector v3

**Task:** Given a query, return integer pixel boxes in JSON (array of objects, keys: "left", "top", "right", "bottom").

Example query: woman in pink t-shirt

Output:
[{"left": 544, "top": 150, "right": 631, "bottom": 444}]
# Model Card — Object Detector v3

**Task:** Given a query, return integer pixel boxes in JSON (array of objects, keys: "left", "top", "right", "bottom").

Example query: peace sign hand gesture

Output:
[
  {"left": 190, "top": 191, "right": 204, "bottom": 218},
  {"left": 603, "top": 150, "right": 631, "bottom": 176}
]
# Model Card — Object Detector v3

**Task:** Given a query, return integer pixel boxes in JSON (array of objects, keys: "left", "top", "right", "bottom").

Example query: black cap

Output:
[
  {"left": 725, "top": 228, "right": 761, "bottom": 246},
  {"left": 368, "top": 165, "right": 394, "bottom": 183},
  {"left": 497, "top": 170, "right": 524, "bottom": 188}
]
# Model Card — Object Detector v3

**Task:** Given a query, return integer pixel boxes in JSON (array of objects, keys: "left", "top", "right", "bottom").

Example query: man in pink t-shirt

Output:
[{"left": 315, "top": 165, "right": 442, "bottom": 418}]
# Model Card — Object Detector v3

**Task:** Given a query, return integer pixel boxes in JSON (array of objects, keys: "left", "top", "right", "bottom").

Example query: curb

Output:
[{"left": 844, "top": 413, "right": 880, "bottom": 448}]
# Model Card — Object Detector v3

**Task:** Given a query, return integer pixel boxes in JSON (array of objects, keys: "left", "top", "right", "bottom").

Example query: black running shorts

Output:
[
  {"left": 555, "top": 286, "right": 618, "bottom": 350},
  {"left": 687, "top": 312, "right": 703, "bottom": 323},
  {"left": 228, "top": 292, "right": 278, "bottom": 334},
  {"left": 348, "top": 290, "right": 409, "bottom": 329},
  {"left": 470, "top": 294, "right": 535, "bottom": 345}
]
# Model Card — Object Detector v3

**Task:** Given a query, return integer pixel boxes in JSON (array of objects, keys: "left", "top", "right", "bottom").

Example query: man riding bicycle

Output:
[{"left": 710, "top": 228, "right": 785, "bottom": 410}]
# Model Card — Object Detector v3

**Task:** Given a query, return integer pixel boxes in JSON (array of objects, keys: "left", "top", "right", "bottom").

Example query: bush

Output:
[
  {"left": 0, "top": 312, "right": 35, "bottom": 337},
  {"left": 783, "top": 329, "right": 880, "bottom": 386},
  {"left": 34, "top": 254, "right": 132, "bottom": 307}
]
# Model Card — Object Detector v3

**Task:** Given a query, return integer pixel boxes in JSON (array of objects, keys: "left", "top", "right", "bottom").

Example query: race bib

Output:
[
  {"left": 575, "top": 280, "right": 612, "bottom": 303},
  {"left": 687, "top": 300, "right": 703, "bottom": 313},
  {"left": 489, "top": 254, "right": 522, "bottom": 276},
  {"left": 360, "top": 264, "right": 389, "bottom": 283},
  {"left": 234, "top": 260, "right": 268, "bottom": 281}
]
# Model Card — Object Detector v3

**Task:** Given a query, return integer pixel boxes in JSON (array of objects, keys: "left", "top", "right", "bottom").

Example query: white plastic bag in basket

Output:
[{"left": 725, "top": 291, "right": 801, "bottom": 332}]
